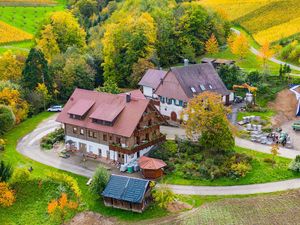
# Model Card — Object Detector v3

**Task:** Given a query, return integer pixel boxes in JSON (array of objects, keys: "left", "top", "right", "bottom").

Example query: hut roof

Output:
[
  {"left": 102, "top": 175, "right": 150, "bottom": 203},
  {"left": 138, "top": 156, "right": 167, "bottom": 170}
]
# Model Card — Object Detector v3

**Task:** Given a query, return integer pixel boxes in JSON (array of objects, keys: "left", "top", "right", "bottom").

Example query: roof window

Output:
[
  {"left": 190, "top": 86, "right": 196, "bottom": 93},
  {"left": 200, "top": 84, "right": 206, "bottom": 91},
  {"left": 208, "top": 84, "right": 213, "bottom": 89}
]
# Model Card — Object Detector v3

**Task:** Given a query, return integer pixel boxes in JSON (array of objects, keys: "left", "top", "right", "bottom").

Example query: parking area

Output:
[{"left": 281, "top": 119, "right": 300, "bottom": 150}]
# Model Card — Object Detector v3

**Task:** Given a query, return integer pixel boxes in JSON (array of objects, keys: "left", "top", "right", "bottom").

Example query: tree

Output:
[
  {"left": 0, "top": 88, "right": 29, "bottom": 124},
  {"left": 218, "top": 65, "right": 245, "bottom": 90},
  {"left": 48, "top": 193, "right": 78, "bottom": 223},
  {"left": 96, "top": 77, "right": 120, "bottom": 94},
  {"left": 130, "top": 58, "right": 155, "bottom": 87},
  {"left": 0, "top": 105, "right": 15, "bottom": 135},
  {"left": 258, "top": 42, "right": 274, "bottom": 75},
  {"left": 183, "top": 92, "right": 234, "bottom": 152},
  {"left": 205, "top": 34, "right": 219, "bottom": 55},
  {"left": 0, "top": 182, "right": 15, "bottom": 207},
  {"left": 89, "top": 166, "right": 109, "bottom": 196},
  {"left": 152, "top": 184, "right": 175, "bottom": 209},
  {"left": 0, "top": 50, "right": 25, "bottom": 83},
  {"left": 22, "top": 48, "right": 51, "bottom": 91},
  {"left": 0, "top": 161, "right": 13, "bottom": 182},
  {"left": 247, "top": 71, "right": 262, "bottom": 86},
  {"left": 37, "top": 11, "right": 86, "bottom": 53},
  {"left": 35, "top": 83, "right": 51, "bottom": 111},
  {"left": 228, "top": 33, "right": 249, "bottom": 60},
  {"left": 270, "top": 144, "right": 279, "bottom": 168}
]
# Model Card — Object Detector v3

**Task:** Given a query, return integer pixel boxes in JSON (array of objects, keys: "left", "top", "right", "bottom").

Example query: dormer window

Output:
[
  {"left": 190, "top": 86, "right": 196, "bottom": 93},
  {"left": 208, "top": 84, "right": 213, "bottom": 89},
  {"left": 200, "top": 84, "right": 206, "bottom": 91}
]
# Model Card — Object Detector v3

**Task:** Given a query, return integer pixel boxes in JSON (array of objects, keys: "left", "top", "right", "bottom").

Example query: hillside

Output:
[{"left": 200, "top": 0, "right": 300, "bottom": 45}]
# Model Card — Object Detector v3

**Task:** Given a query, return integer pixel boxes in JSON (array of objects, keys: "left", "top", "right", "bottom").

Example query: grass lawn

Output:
[
  {"left": 237, "top": 110, "right": 275, "bottom": 122},
  {"left": 0, "top": 0, "right": 65, "bottom": 34},
  {"left": 0, "top": 112, "right": 169, "bottom": 223},
  {"left": 0, "top": 40, "right": 32, "bottom": 54},
  {"left": 163, "top": 146, "right": 299, "bottom": 186}
]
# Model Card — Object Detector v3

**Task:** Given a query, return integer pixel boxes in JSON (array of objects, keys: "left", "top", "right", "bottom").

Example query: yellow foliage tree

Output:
[
  {"left": 0, "top": 182, "right": 15, "bottom": 207},
  {"left": 36, "top": 83, "right": 51, "bottom": 111},
  {"left": 228, "top": 33, "right": 249, "bottom": 60},
  {"left": 258, "top": 42, "right": 274, "bottom": 73},
  {"left": 0, "top": 88, "right": 29, "bottom": 124},
  {"left": 48, "top": 193, "right": 78, "bottom": 223},
  {"left": 270, "top": 144, "right": 279, "bottom": 167},
  {"left": 0, "top": 50, "right": 24, "bottom": 83},
  {"left": 205, "top": 34, "right": 219, "bottom": 55}
]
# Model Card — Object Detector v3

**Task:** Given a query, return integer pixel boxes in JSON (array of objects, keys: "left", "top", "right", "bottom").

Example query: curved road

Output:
[
  {"left": 17, "top": 115, "right": 300, "bottom": 195},
  {"left": 231, "top": 28, "right": 300, "bottom": 73}
]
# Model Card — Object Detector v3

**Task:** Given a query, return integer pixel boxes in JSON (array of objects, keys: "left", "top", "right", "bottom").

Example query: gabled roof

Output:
[
  {"left": 102, "top": 175, "right": 150, "bottom": 203},
  {"left": 155, "top": 63, "right": 230, "bottom": 100},
  {"left": 138, "top": 156, "right": 167, "bottom": 170},
  {"left": 138, "top": 69, "right": 167, "bottom": 90},
  {"left": 68, "top": 99, "right": 95, "bottom": 116},
  {"left": 56, "top": 88, "right": 150, "bottom": 137}
]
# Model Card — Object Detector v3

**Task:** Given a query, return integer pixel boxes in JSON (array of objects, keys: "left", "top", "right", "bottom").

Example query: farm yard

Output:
[{"left": 200, "top": 0, "right": 300, "bottom": 45}]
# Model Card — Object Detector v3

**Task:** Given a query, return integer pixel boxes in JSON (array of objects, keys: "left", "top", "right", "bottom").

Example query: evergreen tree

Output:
[{"left": 21, "top": 48, "right": 52, "bottom": 91}]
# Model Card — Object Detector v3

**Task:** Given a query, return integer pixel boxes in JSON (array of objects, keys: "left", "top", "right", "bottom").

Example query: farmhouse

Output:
[
  {"left": 140, "top": 63, "right": 233, "bottom": 121},
  {"left": 102, "top": 175, "right": 153, "bottom": 213},
  {"left": 56, "top": 88, "right": 165, "bottom": 165}
]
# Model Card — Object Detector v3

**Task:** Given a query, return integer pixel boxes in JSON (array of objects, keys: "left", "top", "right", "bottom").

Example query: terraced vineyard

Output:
[
  {"left": 0, "top": 21, "right": 32, "bottom": 44},
  {"left": 200, "top": 0, "right": 300, "bottom": 44}
]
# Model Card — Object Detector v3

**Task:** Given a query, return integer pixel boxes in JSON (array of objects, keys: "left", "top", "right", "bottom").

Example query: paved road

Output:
[
  {"left": 17, "top": 115, "right": 300, "bottom": 195},
  {"left": 231, "top": 28, "right": 300, "bottom": 73}
]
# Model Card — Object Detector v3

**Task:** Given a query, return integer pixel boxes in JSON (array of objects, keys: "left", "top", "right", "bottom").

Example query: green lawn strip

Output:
[
  {"left": 0, "top": 40, "right": 32, "bottom": 54},
  {"left": 163, "top": 146, "right": 299, "bottom": 186},
  {"left": 237, "top": 110, "right": 275, "bottom": 122},
  {"left": 0, "top": 0, "right": 66, "bottom": 34},
  {"left": 0, "top": 112, "right": 170, "bottom": 222}
]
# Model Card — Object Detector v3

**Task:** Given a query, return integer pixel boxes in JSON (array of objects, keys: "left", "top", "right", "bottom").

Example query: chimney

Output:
[
  {"left": 184, "top": 58, "right": 189, "bottom": 67},
  {"left": 126, "top": 93, "right": 131, "bottom": 103}
]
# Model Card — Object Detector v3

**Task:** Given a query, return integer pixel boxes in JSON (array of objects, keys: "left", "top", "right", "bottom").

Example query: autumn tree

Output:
[
  {"left": 205, "top": 34, "right": 219, "bottom": 55},
  {"left": 183, "top": 92, "right": 234, "bottom": 152},
  {"left": 96, "top": 77, "right": 120, "bottom": 94},
  {"left": 0, "top": 182, "right": 15, "bottom": 207},
  {"left": 48, "top": 193, "right": 78, "bottom": 223},
  {"left": 22, "top": 48, "right": 51, "bottom": 91},
  {"left": 130, "top": 58, "right": 155, "bottom": 87},
  {"left": 0, "top": 50, "right": 25, "bottom": 83},
  {"left": 228, "top": 33, "right": 249, "bottom": 60},
  {"left": 0, "top": 88, "right": 29, "bottom": 123},
  {"left": 270, "top": 144, "right": 279, "bottom": 168},
  {"left": 35, "top": 83, "right": 51, "bottom": 111},
  {"left": 258, "top": 42, "right": 274, "bottom": 75},
  {"left": 152, "top": 184, "right": 175, "bottom": 209}
]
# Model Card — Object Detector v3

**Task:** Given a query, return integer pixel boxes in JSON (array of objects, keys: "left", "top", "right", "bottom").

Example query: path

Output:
[
  {"left": 16, "top": 115, "right": 300, "bottom": 196},
  {"left": 231, "top": 28, "right": 300, "bottom": 73}
]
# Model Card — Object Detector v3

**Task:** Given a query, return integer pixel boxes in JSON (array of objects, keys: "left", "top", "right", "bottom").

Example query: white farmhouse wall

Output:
[
  {"left": 160, "top": 102, "right": 184, "bottom": 119},
  {"left": 142, "top": 86, "right": 153, "bottom": 98}
]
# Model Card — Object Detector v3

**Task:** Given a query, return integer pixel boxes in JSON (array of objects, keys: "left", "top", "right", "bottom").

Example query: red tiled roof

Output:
[
  {"left": 138, "top": 156, "right": 167, "bottom": 170},
  {"left": 67, "top": 99, "right": 95, "bottom": 116},
  {"left": 56, "top": 88, "right": 150, "bottom": 137},
  {"left": 89, "top": 101, "right": 125, "bottom": 122},
  {"left": 138, "top": 69, "right": 167, "bottom": 90}
]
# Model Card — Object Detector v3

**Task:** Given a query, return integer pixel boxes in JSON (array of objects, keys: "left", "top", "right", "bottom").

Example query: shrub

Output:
[
  {"left": 182, "top": 161, "right": 200, "bottom": 179},
  {"left": 0, "top": 182, "right": 15, "bottom": 207},
  {"left": 10, "top": 167, "right": 30, "bottom": 184},
  {"left": 0, "top": 105, "right": 15, "bottom": 135},
  {"left": 152, "top": 185, "right": 175, "bottom": 209},
  {"left": 89, "top": 166, "right": 109, "bottom": 196},
  {"left": 0, "top": 161, "right": 13, "bottom": 182},
  {"left": 41, "top": 128, "right": 64, "bottom": 150},
  {"left": 149, "top": 140, "right": 178, "bottom": 161},
  {"left": 47, "top": 172, "right": 81, "bottom": 198},
  {"left": 289, "top": 155, "right": 300, "bottom": 172},
  {"left": 230, "top": 162, "right": 252, "bottom": 178}
]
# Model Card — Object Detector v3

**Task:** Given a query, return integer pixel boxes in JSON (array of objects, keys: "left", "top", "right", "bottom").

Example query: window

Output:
[
  {"left": 208, "top": 84, "right": 213, "bottom": 89},
  {"left": 148, "top": 119, "right": 152, "bottom": 126},
  {"left": 73, "top": 127, "right": 77, "bottom": 134},
  {"left": 116, "top": 137, "right": 121, "bottom": 144},
  {"left": 160, "top": 96, "right": 165, "bottom": 103},
  {"left": 80, "top": 129, "right": 84, "bottom": 135},
  {"left": 88, "top": 131, "right": 93, "bottom": 137},
  {"left": 190, "top": 86, "right": 196, "bottom": 93},
  {"left": 103, "top": 134, "right": 107, "bottom": 141},
  {"left": 167, "top": 98, "right": 172, "bottom": 105},
  {"left": 174, "top": 99, "right": 180, "bottom": 106},
  {"left": 200, "top": 84, "right": 206, "bottom": 91},
  {"left": 179, "top": 100, "right": 183, "bottom": 106},
  {"left": 93, "top": 132, "right": 97, "bottom": 138},
  {"left": 109, "top": 135, "right": 112, "bottom": 141}
]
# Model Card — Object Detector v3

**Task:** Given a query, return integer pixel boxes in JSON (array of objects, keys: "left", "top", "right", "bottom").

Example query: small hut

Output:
[
  {"left": 138, "top": 156, "right": 167, "bottom": 179},
  {"left": 102, "top": 175, "right": 152, "bottom": 213}
]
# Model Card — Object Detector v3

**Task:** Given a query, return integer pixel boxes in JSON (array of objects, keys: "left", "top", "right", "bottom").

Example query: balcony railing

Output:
[{"left": 109, "top": 135, "right": 166, "bottom": 154}]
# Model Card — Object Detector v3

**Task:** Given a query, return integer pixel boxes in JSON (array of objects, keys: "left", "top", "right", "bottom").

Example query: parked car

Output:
[
  {"left": 47, "top": 105, "right": 63, "bottom": 112},
  {"left": 234, "top": 96, "right": 243, "bottom": 104},
  {"left": 292, "top": 121, "right": 300, "bottom": 131}
]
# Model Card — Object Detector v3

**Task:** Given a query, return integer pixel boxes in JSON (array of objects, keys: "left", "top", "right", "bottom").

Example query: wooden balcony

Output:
[
  {"left": 109, "top": 135, "right": 166, "bottom": 155},
  {"left": 134, "top": 124, "right": 159, "bottom": 136}
]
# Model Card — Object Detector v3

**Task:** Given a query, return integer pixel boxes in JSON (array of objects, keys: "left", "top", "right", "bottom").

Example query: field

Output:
[
  {"left": 200, "top": 0, "right": 300, "bottom": 44},
  {"left": 182, "top": 190, "right": 300, "bottom": 225},
  {"left": 0, "top": 21, "right": 32, "bottom": 44},
  {"left": 0, "top": 0, "right": 56, "bottom": 6}
]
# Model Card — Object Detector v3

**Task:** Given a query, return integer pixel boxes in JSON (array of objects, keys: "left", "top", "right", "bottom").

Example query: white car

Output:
[{"left": 47, "top": 105, "right": 63, "bottom": 112}]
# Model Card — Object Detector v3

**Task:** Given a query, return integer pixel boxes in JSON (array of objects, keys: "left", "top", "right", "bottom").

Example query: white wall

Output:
[
  {"left": 160, "top": 102, "right": 184, "bottom": 119},
  {"left": 142, "top": 86, "right": 154, "bottom": 98}
]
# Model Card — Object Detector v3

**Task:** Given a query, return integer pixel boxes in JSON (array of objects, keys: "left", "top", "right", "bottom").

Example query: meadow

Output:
[{"left": 200, "top": 0, "right": 300, "bottom": 44}]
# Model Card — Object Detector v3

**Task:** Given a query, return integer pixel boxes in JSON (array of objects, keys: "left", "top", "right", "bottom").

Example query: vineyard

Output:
[
  {"left": 0, "top": 0, "right": 56, "bottom": 6},
  {"left": 0, "top": 21, "right": 32, "bottom": 44},
  {"left": 200, "top": 0, "right": 300, "bottom": 45}
]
